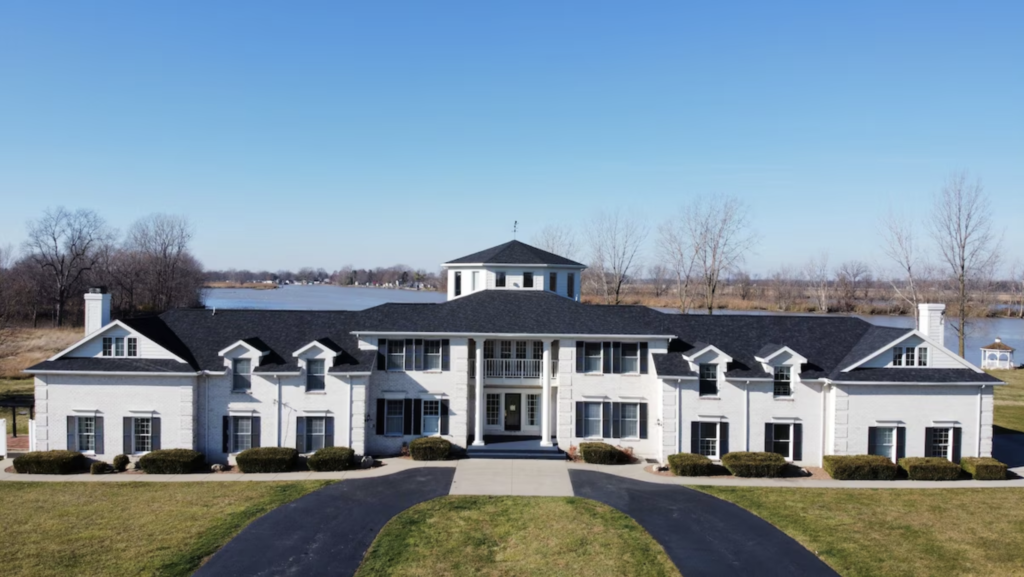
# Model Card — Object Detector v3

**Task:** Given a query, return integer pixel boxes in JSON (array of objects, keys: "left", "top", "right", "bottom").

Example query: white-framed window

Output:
[
  {"left": 620, "top": 343, "right": 640, "bottom": 374},
  {"left": 870, "top": 426, "right": 896, "bottom": 462},
  {"left": 772, "top": 423, "right": 792, "bottom": 460},
  {"left": 496, "top": 271, "right": 507, "bottom": 287},
  {"left": 454, "top": 271, "right": 462, "bottom": 296},
  {"left": 127, "top": 338, "right": 138, "bottom": 357},
  {"left": 232, "top": 416, "right": 253, "bottom": 452},
  {"left": 582, "top": 402, "right": 602, "bottom": 438},
  {"left": 422, "top": 400, "right": 441, "bottom": 435},
  {"left": 78, "top": 416, "right": 97, "bottom": 453},
  {"left": 699, "top": 364, "right": 718, "bottom": 397},
  {"left": 306, "top": 417, "right": 326, "bottom": 451},
  {"left": 584, "top": 342, "right": 602, "bottom": 373},
  {"left": 385, "top": 399, "right": 404, "bottom": 436},
  {"left": 232, "top": 358, "right": 252, "bottom": 391},
  {"left": 931, "top": 427, "right": 951, "bottom": 459},
  {"left": 893, "top": 346, "right": 930, "bottom": 367},
  {"left": 387, "top": 340, "right": 405, "bottom": 371},
  {"left": 133, "top": 417, "right": 152, "bottom": 453},
  {"left": 527, "top": 394, "right": 538, "bottom": 426},
  {"left": 918, "top": 347, "right": 929, "bottom": 366},
  {"left": 523, "top": 272, "right": 534, "bottom": 288},
  {"left": 306, "top": 359, "right": 326, "bottom": 392},
  {"left": 424, "top": 340, "right": 442, "bottom": 371},
  {"left": 484, "top": 340, "right": 494, "bottom": 359},
  {"left": 532, "top": 341, "right": 543, "bottom": 361},
  {"left": 516, "top": 341, "right": 527, "bottom": 359},
  {"left": 500, "top": 341, "right": 512, "bottom": 359},
  {"left": 102, "top": 336, "right": 138, "bottom": 358},
  {"left": 773, "top": 366, "right": 792, "bottom": 397},
  {"left": 620, "top": 403, "right": 640, "bottom": 439},
  {"left": 486, "top": 394, "right": 501, "bottom": 426},
  {"left": 698, "top": 422, "right": 719, "bottom": 458}
]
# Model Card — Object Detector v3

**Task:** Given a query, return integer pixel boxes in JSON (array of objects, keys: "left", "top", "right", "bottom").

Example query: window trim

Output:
[
  {"left": 102, "top": 336, "right": 138, "bottom": 358},
  {"left": 485, "top": 393, "right": 501, "bottom": 427},
  {"left": 698, "top": 364, "right": 718, "bottom": 397},
  {"left": 697, "top": 421, "right": 720, "bottom": 459},
  {"left": 870, "top": 426, "right": 898, "bottom": 463},
  {"left": 76, "top": 415, "right": 97, "bottom": 455},
  {"left": 619, "top": 402, "right": 641, "bottom": 440},
  {"left": 931, "top": 426, "right": 952, "bottom": 460},
  {"left": 773, "top": 365, "right": 792, "bottom": 398},
  {"left": 582, "top": 401, "right": 603, "bottom": 439},
  {"left": 583, "top": 342, "right": 603, "bottom": 374},
  {"left": 132, "top": 416, "right": 153, "bottom": 455},
  {"left": 387, "top": 340, "right": 406, "bottom": 372},
  {"left": 231, "top": 416, "right": 253, "bottom": 453},
  {"left": 422, "top": 399, "right": 441, "bottom": 436},
  {"left": 772, "top": 423, "right": 794, "bottom": 461},
  {"left": 893, "top": 345, "right": 930, "bottom": 367},
  {"left": 526, "top": 394, "right": 539, "bottom": 427},
  {"left": 232, "top": 358, "right": 252, "bottom": 392},
  {"left": 384, "top": 399, "right": 405, "bottom": 437},
  {"left": 305, "top": 416, "right": 327, "bottom": 452},
  {"left": 306, "top": 358, "right": 326, "bottom": 392}
]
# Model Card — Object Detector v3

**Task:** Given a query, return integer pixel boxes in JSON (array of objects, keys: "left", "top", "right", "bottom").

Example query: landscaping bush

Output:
[
  {"left": 235, "top": 447, "right": 298, "bottom": 473},
  {"left": 579, "top": 442, "right": 630, "bottom": 465},
  {"left": 667, "top": 453, "right": 713, "bottom": 476},
  {"left": 960, "top": 457, "right": 1008, "bottom": 481},
  {"left": 90, "top": 461, "right": 110, "bottom": 475},
  {"left": 721, "top": 452, "right": 787, "bottom": 478},
  {"left": 112, "top": 454, "right": 130, "bottom": 473},
  {"left": 898, "top": 457, "right": 962, "bottom": 481},
  {"left": 307, "top": 446, "right": 355, "bottom": 471},
  {"left": 138, "top": 449, "right": 206, "bottom": 475},
  {"left": 409, "top": 437, "right": 451, "bottom": 461},
  {"left": 12, "top": 450, "right": 86, "bottom": 475},
  {"left": 823, "top": 455, "right": 898, "bottom": 481}
]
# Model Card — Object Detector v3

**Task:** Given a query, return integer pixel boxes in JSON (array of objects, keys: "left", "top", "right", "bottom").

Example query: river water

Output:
[{"left": 203, "top": 287, "right": 1021, "bottom": 366}]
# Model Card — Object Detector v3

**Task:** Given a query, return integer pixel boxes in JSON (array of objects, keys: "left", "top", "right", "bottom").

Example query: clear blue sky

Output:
[{"left": 1, "top": 2, "right": 1021, "bottom": 275}]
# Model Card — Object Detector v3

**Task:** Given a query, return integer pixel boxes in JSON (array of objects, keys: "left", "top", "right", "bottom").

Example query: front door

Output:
[{"left": 504, "top": 393, "right": 522, "bottom": 431}]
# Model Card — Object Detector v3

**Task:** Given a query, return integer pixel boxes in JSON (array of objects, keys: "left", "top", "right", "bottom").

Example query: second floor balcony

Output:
[{"left": 469, "top": 358, "right": 559, "bottom": 382}]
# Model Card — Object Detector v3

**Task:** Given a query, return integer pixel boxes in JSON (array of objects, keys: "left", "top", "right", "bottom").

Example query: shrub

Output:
[
  {"left": 12, "top": 451, "right": 86, "bottom": 475},
  {"left": 667, "top": 453, "right": 712, "bottom": 476},
  {"left": 409, "top": 437, "right": 451, "bottom": 461},
  {"left": 579, "top": 442, "right": 630, "bottom": 465},
  {"left": 721, "top": 452, "right": 787, "bottom": 478},
  {"left": 307, "top": 447, "right": 356, "bottom": 471},
  {"left": 138, "top": 449, "right": 206, "bottom": 475},
  {"left": 960, "top": 457, "right": 1007, "bottom": 481},
  {"left": 90, "top": 461, "right": 110, "bottom": 475},
  {"left": 236, "top": 447, "right": 298, "bottom": 473},
  {"left": 112, "top": 454, "right": 130, "bottom": 473},
  {"left": 823, "top": 455, "right": 898, "bottom": 481},
  {"left": 898, "top": 457, "right": 962, "bottom": 481}
]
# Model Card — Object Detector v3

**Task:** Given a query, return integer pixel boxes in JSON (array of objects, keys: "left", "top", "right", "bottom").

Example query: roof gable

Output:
[
  {"left": 838, "top": 329, "right": 981, "bottom": 373},
  {"left": 444, "top": 240, "right": 585, "bottom": 267}
]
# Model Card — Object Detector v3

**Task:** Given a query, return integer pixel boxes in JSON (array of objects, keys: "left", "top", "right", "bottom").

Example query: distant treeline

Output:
[{"left": 203, "top": 265, "right": 444, "bottom": 290}]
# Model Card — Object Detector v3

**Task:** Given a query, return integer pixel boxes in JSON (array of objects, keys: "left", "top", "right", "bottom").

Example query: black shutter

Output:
[
  {"left": 325, "top": 417, "right": 335, "bottom": 448},
  {"left": 403, "top": 399, "right": 413, "bottom": 435},
  {"left": 377, "top": 339, "right": 387, "bottom": 371},
  {"left": 690, "top": 421, "right": 700, "bottom": 453},
  {"left": 764, "top": 423, "right": 773, "bottom": 452},
  {"left": 414, "top": 339, "right": 424, "bottom": 371},
  {"left": 639, "top": 343, "right": 649, "bottom": 374},
  {"left": 95, "top": 417, "right": 105, "bottom": 455},
  {"left": 441, "top": 339, "right": 451, "bottom": 371},
  {"left": 405, "top": 339, "right": 414, "bottom": 371},
  {"left": 251, "top": 417, "right": 261, "bottom": 448},
  {"left": 440, "top": 401, "right": 450, "bottom": 435},
  {"left": 67, "top": 416, "right": 77, "bottom": 451},
  {"left": 612, "top": 342, "right": 622, "bottom": 374},
  {"left": 575, "top": 402, "right": 584, "bottom": 437},
  {"left": 924, "top": 427, "right": 934, "bottom": 458},
  {"left": 719, "top": 422, "right": 729, "bottom": 455},
  {"left": 123, "top": 417, "right": 132, "bottom": 454},
  {"left": 896, "top": 427, "right": 907, "bottom": 460},
  {"left": 602, "top": 402, "right": 612, "bottom": 438},
  {"left": 602, "top": 342, "right": 612, "bottom": 374},
  {"left": 793, "top": 424, "right": 803, "bottom": 461},
  {"left": 413, "top": 399, "right": 423, "bottom": 435},
  {"left": 952, "top": 427, "right": 962, "bottom": 463},
  {"left": 296, "top": 417, "right": 306, "bottom": 453},
  {"left": 151, "top": 417, "right": 161, "bottom": 451},
  {"left": 867, "top": 427, "right": 877, "bottom": 455},
  {"left": 575, "top": 341, "right": 584, "bottom": 373},
  {"left": 376, "top": 399, "right": 386, "bottom": 435},
  {"left": 611, "top": 403, "right": 622, "bottom": 438},
  {"left": 222, "top": 416, "right": 230, "bottom": 453},
  {"left": 639, "top": 403, "right": 648, "bottom": 439}
]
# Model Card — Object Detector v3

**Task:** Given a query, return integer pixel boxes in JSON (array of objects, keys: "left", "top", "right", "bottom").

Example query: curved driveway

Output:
[
  {"left": 570, "top": 470, "right": 838, "bottom": 577},
  {"left": 196, "top": 467, "right": 454, "bottom": 577}
]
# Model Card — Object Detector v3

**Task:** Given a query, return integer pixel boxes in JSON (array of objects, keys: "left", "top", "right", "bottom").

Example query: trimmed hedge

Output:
[
  {"left": 898, "top": 457, "right": 962, "bottom": 481},
  {"left": 579, "top": 442, "right": 630, "bottom": 465},
  {"left": 721, "top": 452, "right": 787, "bottom": 478},
  {"left": 236, "top": 447, "right": 298, "bottom": 473},
  {"left": 12, "top": 450, "right": 86, "bottom": 475},
  {"left": 112, "top": 454, "right": 130, "bottom": 473},
  {"left": 960, "top": 457, "right": 1007, "bottom": 481},
  {"left": 667, "top": 453, "right": 713, "bottom": 476},
  {"left": 409, "top": 437, "right": 451, "bottom": 461},
  {"left": 823, "top": 455, "right": 898, "bottom": 481},
  {"left": 138, "top": 449, "right": 206, "bottom": 475},
  {"left": 307, "top": 447, "right": 356, "bottom": 471},
  {"left": 90, "top": 461, "right": 109, "bottom": 475}
]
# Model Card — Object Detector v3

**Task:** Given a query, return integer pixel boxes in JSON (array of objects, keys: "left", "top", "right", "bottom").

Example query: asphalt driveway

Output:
[
  {"left": 570, "top": 470, "right": 838, "bottom": 577},
  {"left": 196, "top": 467, "right": 455, "bottom": 577}
]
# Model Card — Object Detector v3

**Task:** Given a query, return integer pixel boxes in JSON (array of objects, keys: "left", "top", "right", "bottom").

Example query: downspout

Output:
[
  {"left": 276, "top": 375, "right": 282, "bottom": 447},
  {"left": 977, "top": 385, "right": 984, "bottom": 457},
  {"left": 203, "top": 373, "right": 209, "bottom": 456},
  {"left": 348, "top": 377, "right": 354, "bottom": 449},
  {"left": 743, "top": 381, "right": 749, "bottom": 451},
  {"left": 820, "top": 382, "right": 829, "bottom": 467},
  {"left": 676, "top": 379, "right": 682, "bottom": 455}
]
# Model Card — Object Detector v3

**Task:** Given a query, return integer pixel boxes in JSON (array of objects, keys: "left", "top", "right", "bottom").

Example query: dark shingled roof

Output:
[
  {"left": 444, "top": 240, "right": 586, "bottom": 267},
  {"left": 651, "top": 353, "right": 696, "bottom": 378},
  {"left": 833, "top": 368, "right": 1001, "bottom": 383},
  {"left": 755, "top": 343, "right": 787, "bottom": 360},
  {"left": 832, "top": 325, "right": 909, "bottom": 374},
  {"left": 27, "top": 358, "right": 193, "bottom": 373}
]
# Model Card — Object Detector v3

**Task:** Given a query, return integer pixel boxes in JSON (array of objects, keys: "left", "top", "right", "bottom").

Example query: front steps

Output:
[{"left": 466, "top": 438, "right": 565, "bottom": 461}]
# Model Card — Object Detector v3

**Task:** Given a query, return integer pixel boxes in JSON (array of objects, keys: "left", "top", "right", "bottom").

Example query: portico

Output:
[{"left": 471, "top": 337, "right": 556, "bottom": 446}]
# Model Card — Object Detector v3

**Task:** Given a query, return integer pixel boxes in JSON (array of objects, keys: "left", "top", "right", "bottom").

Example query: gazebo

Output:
[{"left": 981, "top": 338, "right": 1016, "bottom": 370}]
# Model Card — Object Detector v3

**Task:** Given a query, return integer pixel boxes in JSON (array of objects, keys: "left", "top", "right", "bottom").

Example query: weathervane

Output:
[{"left": 513, "top": 220, "right": 518, "bottom": 239}]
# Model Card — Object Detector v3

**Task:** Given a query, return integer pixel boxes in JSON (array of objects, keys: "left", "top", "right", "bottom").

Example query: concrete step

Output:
[{"left": 466, "top": 450, "right": 566, "bottom": 460}]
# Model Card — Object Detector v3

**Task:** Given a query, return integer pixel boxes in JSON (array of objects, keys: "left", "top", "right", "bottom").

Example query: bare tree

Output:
[
  {"left": 532, "top": 224, "right": 579, "bottom": 260},
  {"left": 733, "top": 270, "right": 755, "bottom": 301},
  {"left": 0, "top": 245, "right": 13, "bottom": 346},
  {"left": 835, "top": 260, "right": 871, "bottom": 311},
  {"left": 657, "top": 219, "right": 698, "bottom": 312},
  {"left": 929, "top": 172, "right": 1001, "bottom": 356},
  {"left": 126, "top": 214, "right": 202, "bottom": 311},
  {"left": 769, "top": 266, "right": 799, "bottom": 311},
  {"left": 687, "top": 196, "right": 756, "bottom": 314},
  {"left": 23, "top": 207, "right": 113, "bottom": 327},
  {"left": 805, "top": 252, "right": 831, "bottom": 312},
  {"left": 880, "top": 209, "right": 926, "bottom": 315},
  {"left": 1010, "top": 260, "right": 1024, "bottom": 319},
  {"left": 646, "top": 264, "right": 670, "bottom": 298},
  {"left": 585, "top": 212, "right": 648, "bottom": 305}
]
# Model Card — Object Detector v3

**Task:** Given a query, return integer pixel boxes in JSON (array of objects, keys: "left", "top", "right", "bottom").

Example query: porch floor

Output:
[{"left": 466, "top": 437, "right": 564, "bottom": 460}]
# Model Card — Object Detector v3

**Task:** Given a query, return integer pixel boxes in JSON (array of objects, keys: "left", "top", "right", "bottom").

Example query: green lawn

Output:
[
  {"left": 991, "top": 369, "right": 1024, "bottom": 435},
  {"left": 697, "top": 486, "right": 1024, "bottom": 577},
  {"left": 357, "top": 496, "right": 680, "bottom": 577},
  {"left": 1, "top": 377, "right": 33, "bottom": 435},
  {"left": 0, "top": 481, "right": 330, "bottom": 577}
]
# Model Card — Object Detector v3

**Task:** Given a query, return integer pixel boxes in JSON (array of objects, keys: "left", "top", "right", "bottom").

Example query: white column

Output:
[
  {"left": 473, "top": 338, "right": 485, "bottom": 446},
  {"left": 541, "top": 339, "right": 553, "bottom": 446}
]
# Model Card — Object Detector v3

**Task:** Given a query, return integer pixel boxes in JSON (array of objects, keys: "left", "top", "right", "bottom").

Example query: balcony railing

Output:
[{"left": 469, "top": 359, "right": 558, "bottom": 379}]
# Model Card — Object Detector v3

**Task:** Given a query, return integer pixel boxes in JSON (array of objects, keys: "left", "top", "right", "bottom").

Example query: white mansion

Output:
[{"left": 27, "top": 240, "right": 1001, "bottom": 467}]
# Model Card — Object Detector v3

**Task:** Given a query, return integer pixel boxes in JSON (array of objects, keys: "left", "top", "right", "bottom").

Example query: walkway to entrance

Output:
[{"left": 450, "top": 459, "right": 573, "bottom": 496}]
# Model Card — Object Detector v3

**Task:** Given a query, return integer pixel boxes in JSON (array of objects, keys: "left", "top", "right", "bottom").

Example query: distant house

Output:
[{"left": 27, "top": 240, "right": 1000, "bottom": 467}]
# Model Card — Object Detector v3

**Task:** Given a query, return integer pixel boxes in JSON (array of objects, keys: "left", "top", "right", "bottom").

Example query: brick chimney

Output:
[
  {"left": 917, "top": 303, "right": 945, "bottom": 343},
  {"left": 84, "top": 287, "right": 110, "bottom": 336}
]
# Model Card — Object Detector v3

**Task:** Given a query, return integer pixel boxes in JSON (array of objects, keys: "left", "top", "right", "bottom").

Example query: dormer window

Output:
[
  {"left": 773, "top": 366, "right": 792, "bottom": 397},
  {"left": 102, "top": 337, "right": 138, "bottom": 358},
  {"left": 893, "top": 346, "right": 929, "bottom": 367},
  {"left": 699, "top": 364, "right": 718, "bottom": 397},
  {"left": 496, "top": 272, "right": 507, "bottom": 288},
  {"left": 523, "top": 272, "right": 534, "bottom": 288},
  {"left": 232, "top": 358, "right": 252, "bottom": 391},
  {"left": 306, "top": 359, "right": 325, "bottom": 392}
]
